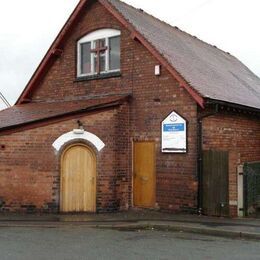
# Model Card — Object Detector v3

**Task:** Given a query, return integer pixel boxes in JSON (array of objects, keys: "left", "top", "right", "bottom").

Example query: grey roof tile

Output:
[
  {"left": 108, "top": 0, "right": 260, "bottom": 109},
  {"left": 0, "top": 95, "right": 129, "bottom": 131}
]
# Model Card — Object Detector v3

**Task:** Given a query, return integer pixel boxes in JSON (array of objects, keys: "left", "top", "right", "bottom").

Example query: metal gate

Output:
[
  {"left": 202, "top": 150, "right": 229, "bottom": 216},
  {"left": 243, "top": 162, "right": 260, "bottom": 217}
]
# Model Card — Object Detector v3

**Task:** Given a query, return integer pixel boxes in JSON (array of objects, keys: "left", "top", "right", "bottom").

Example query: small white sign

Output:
[
  {"left": 155, "top": 65, "right": 161, "bottom": 76},
  {"left": 161, "top": 111, "right": 187, "bottom": 153}
]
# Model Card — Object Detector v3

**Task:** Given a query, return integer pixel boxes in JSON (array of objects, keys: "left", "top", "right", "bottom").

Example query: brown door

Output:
[
  {"left": 202, "top": 150, "right": 229, "bottom": 216},
  {"left": 133, "top": 141, "right": 156, "bottom": 208},
  {"left": 60, "top": 144, "right": 96, "bottom": 212}
]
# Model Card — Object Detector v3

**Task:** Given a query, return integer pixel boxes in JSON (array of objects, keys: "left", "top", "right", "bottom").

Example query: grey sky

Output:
[{"left": 0, "top": 0, "right": 259, "bottom": 109}]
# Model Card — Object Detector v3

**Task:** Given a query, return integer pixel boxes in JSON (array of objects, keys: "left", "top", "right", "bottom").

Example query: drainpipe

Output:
[{"left": 197, "top": 103, "right": 219, "bottom": 214}]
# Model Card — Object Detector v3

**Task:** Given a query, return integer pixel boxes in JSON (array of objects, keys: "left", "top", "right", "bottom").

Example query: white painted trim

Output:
[
  {"left": 77, "top": 29, "right": 121, "bottom": 77},
  {"left": 52, "top": 130, "right": 105, "bottom": 152},
  {"left": 78, "top": 29, "right": 121, "bottom": 43}
]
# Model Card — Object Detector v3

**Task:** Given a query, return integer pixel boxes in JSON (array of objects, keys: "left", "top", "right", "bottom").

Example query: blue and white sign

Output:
[
  {"left": 163, "top": 123, "right": 185, "bottom": 132},
  {"left": 161, "top": 111, "right": 187, "bottom": 153}
]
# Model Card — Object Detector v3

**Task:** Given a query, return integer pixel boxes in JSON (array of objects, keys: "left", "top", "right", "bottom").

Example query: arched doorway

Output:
[{"left": 60, "top": 143, "right": 96, "bottom": 212}]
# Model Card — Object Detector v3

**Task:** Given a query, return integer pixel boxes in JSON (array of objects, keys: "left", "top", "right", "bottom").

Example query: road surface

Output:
[{"left": 0, "top": 226, "right": 259, "bottom": 260}]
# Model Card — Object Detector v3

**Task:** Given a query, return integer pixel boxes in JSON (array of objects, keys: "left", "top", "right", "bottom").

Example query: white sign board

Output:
[{"left": 161, "top": 111, "right": 187, "bottom": 153}]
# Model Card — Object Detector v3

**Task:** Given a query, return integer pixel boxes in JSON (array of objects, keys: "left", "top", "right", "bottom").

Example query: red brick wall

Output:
[
  {"left": 202, "top": 112, "right": 260, "bottom": 216},
  {"left": 0, "top": 1, "right": 198, "bottom": 212},
  {"left": 115, "top": 103, "right": 131, "bottom": 210},
  {"left": 130, "top": 41, "right": 198, "bottom": 212},
  {"left": 0, "top": 108, "right": 132, "bottom": 212}
]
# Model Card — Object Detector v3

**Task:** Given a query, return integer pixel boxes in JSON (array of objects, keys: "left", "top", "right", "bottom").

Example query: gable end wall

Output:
[{"left": 0, "top": 1, "right": 198, "bottom": 213}]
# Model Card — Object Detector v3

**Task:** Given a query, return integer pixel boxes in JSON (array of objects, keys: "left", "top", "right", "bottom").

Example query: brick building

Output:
[{"left": 0, "top": 0, "right": 259, "bottom": 217}]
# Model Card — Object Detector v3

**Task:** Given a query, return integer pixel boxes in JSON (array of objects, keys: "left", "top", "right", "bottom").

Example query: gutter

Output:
[{"left": 205, "top": 98, "right": 260, "bottom": 115}]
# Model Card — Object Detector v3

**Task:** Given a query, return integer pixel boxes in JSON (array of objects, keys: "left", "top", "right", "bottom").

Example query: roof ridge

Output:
[{"left": 112, "top": 0, "right": 235, "bottom": 58}]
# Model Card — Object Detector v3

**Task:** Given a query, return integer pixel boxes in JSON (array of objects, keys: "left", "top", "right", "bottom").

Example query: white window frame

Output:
[{"left": 77, "top": 28, "right": 121, "bottom": 77}]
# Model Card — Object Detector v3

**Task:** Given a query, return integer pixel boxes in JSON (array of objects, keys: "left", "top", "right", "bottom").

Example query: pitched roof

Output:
[
  {"left": 16, "top": 0, "right": 260, "bottom": 110},
  {"left": 107, "top": 0, "right": 260, "bottom": 110},
  {"left": 0, "top": 95, "right": 130, "bottom": 132}
]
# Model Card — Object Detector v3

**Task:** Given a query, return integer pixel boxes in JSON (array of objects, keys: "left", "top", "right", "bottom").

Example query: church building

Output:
[{"left": 0, "top": 0, "right": 259, "bottom": 217}]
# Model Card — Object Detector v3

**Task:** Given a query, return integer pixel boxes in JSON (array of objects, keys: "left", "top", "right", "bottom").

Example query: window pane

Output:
[
  {"left": 93, "top": 40, "right": 98, "bottom": 49},
  {"left": 94, "top": 55, "right": 98, "bottom": 73},
  {"left": 100, "top": 54, "right": 106, "bottom": 72},
  {"left": 94, "top": 38, "right": 106, "bottom": 49},
  {"left": 93, "top": 39, "right": 107, "bottom": 73},
  {"left": 94, "top": 55, "right": 106, "bottom": 73},
  {"left": 80, "top": 42, "right": 91, "bottom": 74},
  {"left": 109, "top": 36, "right": 120, "bottom": 70},
  {"left": 100, "top": 38, "right": 106, "bottom": 48}
]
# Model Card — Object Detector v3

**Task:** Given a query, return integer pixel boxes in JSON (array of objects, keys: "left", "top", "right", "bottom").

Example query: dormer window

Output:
[{"left": 77, "top": 29, "right": 121, "bottom": 77}]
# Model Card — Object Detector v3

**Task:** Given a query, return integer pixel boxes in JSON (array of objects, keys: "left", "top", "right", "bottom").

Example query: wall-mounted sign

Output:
[{"left": 161, "top": 111, "right": 187, "bottom": 153}]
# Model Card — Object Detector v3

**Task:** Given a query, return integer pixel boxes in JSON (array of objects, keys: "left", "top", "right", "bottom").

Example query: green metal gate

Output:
[{"left": 243, "top": 162, "right": 260, "bottom": 217}]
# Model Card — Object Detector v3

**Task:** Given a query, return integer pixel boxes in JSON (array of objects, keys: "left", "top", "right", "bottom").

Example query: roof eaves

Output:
[{"left": 205, "top": 98, "right": 260, "bottom": 114}]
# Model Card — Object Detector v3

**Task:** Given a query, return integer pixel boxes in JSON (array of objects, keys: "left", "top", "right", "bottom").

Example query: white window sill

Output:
[{"left": 75, "top": 71, "right": 121, "bottom": 82}]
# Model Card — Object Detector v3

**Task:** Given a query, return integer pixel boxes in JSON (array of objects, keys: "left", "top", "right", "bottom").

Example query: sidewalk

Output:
[{"left": 0, "top": 210, "right": 259, "bottom": 240}]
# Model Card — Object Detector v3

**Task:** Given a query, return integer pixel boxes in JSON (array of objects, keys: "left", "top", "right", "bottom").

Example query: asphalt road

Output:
[{"left": 0, "top": 226, "right": 259, "bottom": 260}]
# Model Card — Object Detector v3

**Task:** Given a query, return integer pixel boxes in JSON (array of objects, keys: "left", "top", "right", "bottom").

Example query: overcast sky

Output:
[{"left": 0, "top": 0, "right": 259, "bottom": 109}]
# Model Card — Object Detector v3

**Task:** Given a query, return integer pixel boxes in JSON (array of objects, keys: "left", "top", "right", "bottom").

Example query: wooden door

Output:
[
  {"left": 60, "top": 144, "right": 96, "bottom": 212},
  {"left": 133, "top": 141, "right": 156, "bottom": 208},
  {"left": 202, "top": 150, "right": 229, "bottom": 216}
]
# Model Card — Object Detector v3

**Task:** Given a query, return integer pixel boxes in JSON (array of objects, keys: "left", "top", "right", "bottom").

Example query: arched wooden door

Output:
[{"left": 60, "top": 144, "right": 96, "bottom": 212}]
